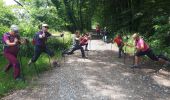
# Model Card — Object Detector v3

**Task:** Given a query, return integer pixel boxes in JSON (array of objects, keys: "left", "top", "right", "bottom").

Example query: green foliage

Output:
[
  {"left": 18, "top": 22, "right": 38, "bottom": 37},
  {"left": 51, "top": 0, "right": 97, "bottom": 32},
  {"left": 92, "top": 0, "right": 170, "bottom": 55},
  {"left": 0, "top": 25, "right": 9, "bottom": 36},
  {"left": 0, "top": 0, "right": 72, "bottom": 97},
  {"left": 0, "top": 1, "right": 17, "bottom": 27}
]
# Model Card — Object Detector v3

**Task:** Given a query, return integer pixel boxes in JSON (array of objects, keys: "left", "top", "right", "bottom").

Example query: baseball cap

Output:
[
  {"left": 132, "top": 33, "right": 139, "bottom": 39},
  {"left": 42, "top": 24, "right": 49, "bottom": 27}
]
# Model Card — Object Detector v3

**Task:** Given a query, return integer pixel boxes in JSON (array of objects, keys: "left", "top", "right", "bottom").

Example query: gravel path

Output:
[{"left": 2, "top": 35, "right": 170, "bottom": 100}]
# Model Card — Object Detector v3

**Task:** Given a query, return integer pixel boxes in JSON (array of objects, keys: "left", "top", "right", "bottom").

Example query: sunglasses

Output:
[
  {"left": 44, "top": 26, "right": 49, "bottom": 29},
  {"left": 13, "top": 30, "right": 19, "bottom": 33}
]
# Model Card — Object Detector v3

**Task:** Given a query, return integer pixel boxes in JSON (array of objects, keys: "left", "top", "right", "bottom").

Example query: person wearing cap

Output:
[
  {"left": 131, "top": 33, "right": 169, "bottom": 68},
  {"left": 28, "top": 24, "right": 61, "bottom": 66},
  {"left": 2, "top": 25, "right": 22, "bottom": 80}
]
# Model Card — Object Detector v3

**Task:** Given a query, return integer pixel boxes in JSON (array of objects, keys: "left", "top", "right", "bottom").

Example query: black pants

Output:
[
  {"left": 135, "top": 48, "right": 159, "bottom": 61},
  {"left": 80, "top": 43, "right": 88, "bottom": 50},
  {"left": 66, "top": 45, "right": 85, "bottom": 57},
  {"left": 31, "top": 45, "right": 54, "bottom": 63},
  {"left": 118, "top": 43, "right": 124, "bottom": 58}
]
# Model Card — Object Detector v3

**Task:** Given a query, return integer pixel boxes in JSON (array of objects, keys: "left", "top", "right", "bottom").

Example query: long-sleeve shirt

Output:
[{"left": 34, "top": 31, "right": 51, "bottom": 46}]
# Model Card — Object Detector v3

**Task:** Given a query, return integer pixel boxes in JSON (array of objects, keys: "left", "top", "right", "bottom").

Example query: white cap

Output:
[
  {"left": 132, "top": 33, "right": 139, "bottom": 39},
  {"left": 10, "top": 25, "right": 19, "bottom": 33},
  {"left": 42, "top": 24, "right": 48, "bottom": 27}
]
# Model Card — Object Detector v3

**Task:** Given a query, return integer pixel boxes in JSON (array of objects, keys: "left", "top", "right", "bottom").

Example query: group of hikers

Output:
[
  {"left": 1, "top": 23, "right": 170, "bottom": 81},
  {"left": 96, "top": 25, "right": 110, "bottom": 42},
  {"left": 96, "top": 25, "right": 170, "bottom": 69},
  {"left": 1, "top": 24, "right": 90, "bottom": 81}
]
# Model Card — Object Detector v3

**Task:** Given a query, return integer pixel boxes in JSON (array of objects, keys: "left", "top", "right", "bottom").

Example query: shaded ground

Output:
[{"left": 2, "top": 32, "right": 170, "bottom": 100}]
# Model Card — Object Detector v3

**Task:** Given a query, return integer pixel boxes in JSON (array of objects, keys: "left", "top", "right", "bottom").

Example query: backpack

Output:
[{"left": 32, "top": 34, "right": 38, "bottom": 45}]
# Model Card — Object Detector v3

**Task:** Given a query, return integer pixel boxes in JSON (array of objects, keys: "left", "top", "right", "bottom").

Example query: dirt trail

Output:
[{"left": 2, "top": 33, "right": 170, "bottom": 100}]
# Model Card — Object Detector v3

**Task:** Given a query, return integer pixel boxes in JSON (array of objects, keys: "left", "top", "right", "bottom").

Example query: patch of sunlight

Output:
[
  {"left": 158, "top": 69, "right": 170, "bottom": 76},
  {"left": 98, "top": 61, "right": 108, "bottom": 65},
  {"left": 82, "top": 79, "right": 126, "bottom": 99},
  {"left": 142, "top": 68, "right": 156, "bottom": 73},
  {"left": 67, "top": 58, "right": 94, "bottom": 63},
  {"left": 110, "top": 63, "right": 117, "bottom": 66},
  {"left": 67, "top": 58, "right": 76, "bottom": 63},
  {"left": 86, "top": 66, "right": 102, "bottom": 72},
  {"left": 122, "top": 72, "right": 133, "bottom": 77},
  {"left": 152, "top": 75, "right": 170, "bottom": 87},
  {"left": 77, "top": 58, "right": 94, "bottom": 63}
]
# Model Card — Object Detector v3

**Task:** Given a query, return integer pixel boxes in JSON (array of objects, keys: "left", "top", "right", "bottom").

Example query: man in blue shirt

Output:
[{"left": 28, "top": 24, "right": 61, "bottom": 66}]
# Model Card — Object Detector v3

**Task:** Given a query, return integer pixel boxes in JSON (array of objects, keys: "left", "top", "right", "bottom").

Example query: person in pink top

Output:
[{"left": 132, "top": 33, "right": 159, "bottom": 68}]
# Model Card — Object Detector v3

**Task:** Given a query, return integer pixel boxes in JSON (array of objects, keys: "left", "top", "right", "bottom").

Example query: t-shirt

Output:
[
  {"left": 96, "top": 26, "right": 100, "bottom": 32},
  {"left": 34, "top": 31, "right": 51, "bottom": 46},
  {"left": 135, "top": 38, "right": 149, "bottom": 52},
  {"left": 114, "top": 36, "right": 123, "bottom": 46},
  {"left": 80, "top": 36, "right": 88, "bottom": 45},
  {"left": 2, "top": 32, "right": 20, "bottom": 54}
]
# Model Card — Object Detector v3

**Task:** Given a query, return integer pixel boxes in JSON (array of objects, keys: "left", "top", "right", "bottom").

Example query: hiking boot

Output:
[
  {"left": 28, "top": 60, "right": 32, "bottom": 66},
  {"left": 82, "top": 56, "right": 88, "bottom": 59},
  {"left": 85, "top": 48, "right": 89, "bottom": 51},
  {"left": 62, "top": 52, "right": 65, "bottom": 57},
  {"left": 163, "top": 61, "right": 170, "bottom": 67},
  {"left": 52, "top": 61, "right": 60, "bottom": 67},
  {"left": 15, "top": 77, "right": 24, "bottom": 81},
  {"left": 131, "top": 64, "right": 139, "bottom": 68}
]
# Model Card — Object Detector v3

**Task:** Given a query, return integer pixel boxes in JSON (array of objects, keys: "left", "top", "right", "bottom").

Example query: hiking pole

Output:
[
  {"left": 18, "top": 45, "right": 25, "bottom": 82},
  {"left": 111, "top": 41, "right": 112, "bottom": 50},
  {"left": 26, "top": 41, "right": 40, "bottom": 78},
  {"left": 88, "top": 33, "right": 91, "bottom": 50},
  {"left": 123, "top": 44, "right": 126, "bottom": 64},
  {"left": 132, "top": 49, "right": 136, "bottom": 72},
  {"left": 62, "top": 32, "right": 65, "bottom": 64}
]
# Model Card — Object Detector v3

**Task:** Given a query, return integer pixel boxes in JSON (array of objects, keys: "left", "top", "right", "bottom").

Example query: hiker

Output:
[
  {"left": 80, "top": 33, "right": 90, "bottom": 51},
  {"left": 28, "top": 24, "right": 62, "bottom": 66},
  {"left": 102, "top": 27, "right": 108, "bottom": 42},
  {"left": 113, "top": 34, "right": 124, "bottom": 58},
  {"left": 96, "top": 24, "right": 100, "bottom": 36},
  {"left": 2, "top": 25, "right": 22, "bottom": 80},
  {"left": 131, "top": 33, "right": 170, "bottom": 68},
  {"left": 63, "top": 31, "right": 87, "bottom": 58}
]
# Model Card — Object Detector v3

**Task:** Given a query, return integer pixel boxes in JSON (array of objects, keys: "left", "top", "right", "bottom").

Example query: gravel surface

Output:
[{"left": 2, "top": 34, "right": 170, "bottom": 100}]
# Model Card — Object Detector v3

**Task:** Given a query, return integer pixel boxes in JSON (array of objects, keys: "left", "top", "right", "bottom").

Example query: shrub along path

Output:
[{"left": 2, "top": 32, "right": 170, "bottom": 100}]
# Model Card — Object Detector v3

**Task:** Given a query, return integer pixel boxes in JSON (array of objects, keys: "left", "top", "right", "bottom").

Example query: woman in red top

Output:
[
  {"left": 80, "top": 33, "right": 90, "bottom": 51},
  {"left": 113, "top": 34, "right": 124, "bottom": 58}
]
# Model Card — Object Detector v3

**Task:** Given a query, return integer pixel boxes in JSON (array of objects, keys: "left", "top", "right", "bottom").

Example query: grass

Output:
[{"left": 0, "top": 31, "right": 72, "bottom": 98}]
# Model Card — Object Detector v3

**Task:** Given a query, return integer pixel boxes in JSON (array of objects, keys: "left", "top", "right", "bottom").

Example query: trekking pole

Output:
[
  {"left": 90, "top": 33, "right": 92, "bottom": 50},
  {"left": 18, "top": 46, "right": 25, "bottom": 82},
  {"left": 123, "top": 44, "right": 126, "bottom": 64},
  {"left": 132, "top": 49, "right": 136, "bottom": 72},
  {"left": 62, "top": 32, "right": 65, "bottom": 64},
  {"left": 123, "top": 35, "right": 129, "bottom": 64},
  {"left": 27, "top": 41, "right": 40, "bottom": 78},
  {"left": 111, "top": 39, "right": 112, "bottom": 50}
]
